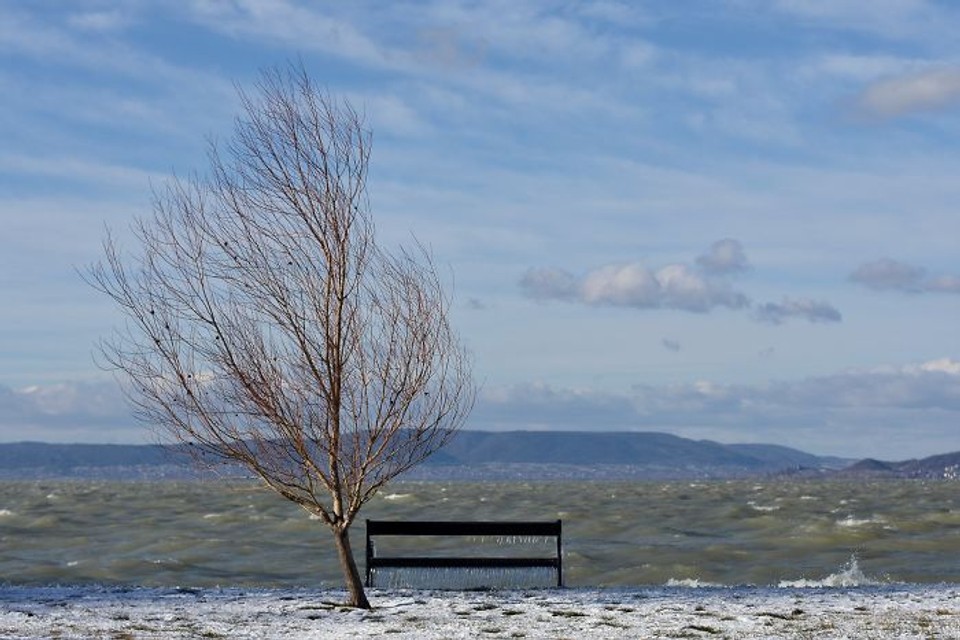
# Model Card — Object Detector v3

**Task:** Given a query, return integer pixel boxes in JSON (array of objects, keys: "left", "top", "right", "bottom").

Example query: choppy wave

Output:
[{"left": 0, "top": 479, "right": 958, "bottom": 588}]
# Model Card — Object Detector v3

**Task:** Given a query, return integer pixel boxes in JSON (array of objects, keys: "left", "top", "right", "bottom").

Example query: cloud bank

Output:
[
  {"left": 521, "top": 239, "right": 840, "bottom": 324},
  {"left": 472, "top": 357, "right": 960, "bottom": 459},
  {"left": 3, "top": 358, "right": 960, "bottom": 458},
  {"left": 0, "top": 380, "right": 142, "bottom": 444}
]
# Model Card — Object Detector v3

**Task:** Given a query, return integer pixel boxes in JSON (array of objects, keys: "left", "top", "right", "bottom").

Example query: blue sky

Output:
[{"left": 2, "top": 1, "right": 960, "bottom": 459}]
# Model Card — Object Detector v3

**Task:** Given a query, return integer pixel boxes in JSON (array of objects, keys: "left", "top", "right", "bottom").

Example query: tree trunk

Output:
[{"left": 333, "top": 525, "right": 371, "bottom": 609}]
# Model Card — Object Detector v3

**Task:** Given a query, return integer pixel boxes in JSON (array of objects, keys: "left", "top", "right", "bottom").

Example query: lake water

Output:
[{"left": 1, "top": 479, "right": 958, "bottom": 589}]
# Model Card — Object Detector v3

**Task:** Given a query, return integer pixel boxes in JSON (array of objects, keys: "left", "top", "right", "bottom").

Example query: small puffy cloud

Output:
[
  {"left": 521, "top": 239, "right": 751, "bottom": 313},
  {"left": 696, "top": 238, "right": 750, "bottom": 275},
  {"left": 522, "top": 239, "right": 839, "bottom": 325},
  {"left": 580, "top": 263, "right": 660, "bottom": 306},
  {"left": 753, "top": 298, "right": 843, "bottom": 325},
  {"left": 855, "top": 68, "right": 960, "bottom": 119},
  {"left": 523, "top": 261, "right": 749, "bottom": 312},
  {"left": 584, "top": 262, "right": 749, "bottom": 312},
  {"left": 851, "top": 258, "right": 960, "bottom": 294}
]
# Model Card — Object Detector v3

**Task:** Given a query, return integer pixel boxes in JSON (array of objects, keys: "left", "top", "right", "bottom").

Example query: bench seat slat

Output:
[{"left": 369, "top": 556, "right": 560, "bottom": 569}]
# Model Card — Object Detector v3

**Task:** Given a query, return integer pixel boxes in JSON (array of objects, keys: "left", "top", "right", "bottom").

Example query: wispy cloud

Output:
[
  {"left": 772, "top": 0, "right": 948, "bottom": 40},
  {"left": 854, "top": 68, "right": 960, "bottom": 119},
  {"left": 66, "top": 9, "right": 135, "bottom": 32},
  {"left": 0, "top": 154, "right": 163, "bottom": 191},
  {"left": 186, "top": 0, "right": 389, "bottom": 69}
]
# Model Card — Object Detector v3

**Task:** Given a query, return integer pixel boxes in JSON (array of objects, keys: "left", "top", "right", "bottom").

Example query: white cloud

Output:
[
  {"left": 580, "top": 263, "right": 661, "bottom": 307},
  {"left": 521, "top": 240, "right": 753, "bottom": 312}
]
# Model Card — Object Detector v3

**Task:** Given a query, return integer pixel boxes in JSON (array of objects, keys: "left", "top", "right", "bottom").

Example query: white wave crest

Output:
[
  {"left": 664, "top": 577, "right": 722, "bottom": 588},
  {"left": 836, "top": 515, "right": 886, "bottom": 528}
]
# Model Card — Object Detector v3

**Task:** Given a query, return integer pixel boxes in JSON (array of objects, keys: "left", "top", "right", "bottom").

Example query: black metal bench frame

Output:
[{"left": 365, "top": 520, "right": 563, "bottom": 588}]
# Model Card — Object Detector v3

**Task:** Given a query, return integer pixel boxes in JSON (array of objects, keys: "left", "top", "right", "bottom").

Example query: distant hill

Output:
[
  {"left": 0, "top": 442, "right": 200, "bottom": 480},
  {"left": 841, "top": 451, "right": 960, "bottom": 480},
  {"left": 427, "top": 430, "right": 837, "bottom": 476},
  {"left": 0, "top": 442, "right": 172, "bottom": 469},
  {"left": 0, "top": 431, "right": 847, "bottom": 480}
]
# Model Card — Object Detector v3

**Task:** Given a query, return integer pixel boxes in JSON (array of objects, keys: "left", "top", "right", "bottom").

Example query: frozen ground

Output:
[{"left": 2, "top": 585, "right": 960, "bottom": 639}]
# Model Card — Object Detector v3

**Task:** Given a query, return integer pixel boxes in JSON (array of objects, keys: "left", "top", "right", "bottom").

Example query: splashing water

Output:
[{"left": 778, "top": 555, "right": 884, "bottom": 588}]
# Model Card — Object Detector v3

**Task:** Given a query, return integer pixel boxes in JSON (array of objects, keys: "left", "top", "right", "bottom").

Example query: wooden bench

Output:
[{"left": 365, "top": 520, "right": 563, "bottom": 588}]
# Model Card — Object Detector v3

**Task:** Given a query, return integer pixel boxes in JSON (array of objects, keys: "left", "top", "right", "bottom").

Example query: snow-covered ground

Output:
[{"left": 2, "top": 585, "right": 959, "bottom": 639}]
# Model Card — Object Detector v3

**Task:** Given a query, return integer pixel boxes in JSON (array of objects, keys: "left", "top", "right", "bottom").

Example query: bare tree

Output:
[{"left": 87, "top": 65, "right": 474, "bottom": 609}]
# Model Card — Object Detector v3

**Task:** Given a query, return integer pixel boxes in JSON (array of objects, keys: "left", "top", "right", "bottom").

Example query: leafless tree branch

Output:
[{"left": 86, "top": 63, "right": 475, "bottom": 609}]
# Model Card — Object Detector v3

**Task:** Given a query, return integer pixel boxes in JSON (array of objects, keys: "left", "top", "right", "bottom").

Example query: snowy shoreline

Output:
[{"left": 3, "top": 584, "right": 959, "bottom": 638}]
